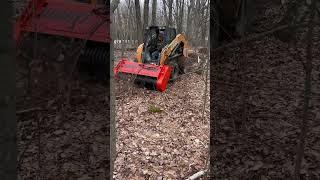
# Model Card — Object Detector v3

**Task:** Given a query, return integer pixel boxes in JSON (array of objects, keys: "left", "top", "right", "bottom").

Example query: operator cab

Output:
[{"left": 142, "top": 26, "right": 176, "bottom": 65}]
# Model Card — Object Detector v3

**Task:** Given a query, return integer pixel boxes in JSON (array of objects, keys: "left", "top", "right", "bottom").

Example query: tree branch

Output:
[
  {"left": 294, "top": 0, "right": 316, "bottom": 178},
  {"left": 16, "top": 107, "right": 43, "bottom": 114}
]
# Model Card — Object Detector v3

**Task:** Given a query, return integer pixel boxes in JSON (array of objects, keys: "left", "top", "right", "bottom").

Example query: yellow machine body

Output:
[{"left": 136, "top": 33, "right": 189, "bottom": 65}]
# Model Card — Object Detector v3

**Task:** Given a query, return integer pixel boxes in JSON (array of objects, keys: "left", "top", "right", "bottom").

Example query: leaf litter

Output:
[{"left": 113, "top": 50, "right": 210, "bottom": 179}]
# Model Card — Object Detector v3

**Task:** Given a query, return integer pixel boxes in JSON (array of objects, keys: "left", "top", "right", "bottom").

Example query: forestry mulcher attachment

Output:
[
  {"left": 13, "top": 0, "right": 110, "bottom": 80},
  {"left": 114, "top": 26, "right": 189, "bottom": 92}
]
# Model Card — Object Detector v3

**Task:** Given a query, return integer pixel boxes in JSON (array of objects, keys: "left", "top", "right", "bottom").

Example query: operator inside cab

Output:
[
  {"left": 151, "top": 31, "right": 165, "bottom": 61},
  {"left": 157, "top": 31, "right": 165, "bottom": 49}
]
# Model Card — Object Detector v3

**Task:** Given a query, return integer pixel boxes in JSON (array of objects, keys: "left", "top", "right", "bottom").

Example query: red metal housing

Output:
[
  {"left": 13, "top": 0, "right": 111, "bottom": 45},
  {"left": 114, "top": 59, "right": 172, "bottom": 92}
]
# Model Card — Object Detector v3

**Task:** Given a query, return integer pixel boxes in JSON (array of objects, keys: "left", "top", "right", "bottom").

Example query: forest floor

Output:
[
  {"left": 16, "top": 78, "right": 110, "bottom": 180},
  {"left": 211, "top": 0, "right": 320, "bottom": 179},
  {"left": 113, "top": 49, "right": 210, "bottom": 179}
]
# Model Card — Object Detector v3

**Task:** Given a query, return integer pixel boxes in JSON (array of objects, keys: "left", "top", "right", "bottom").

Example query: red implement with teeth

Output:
[{"left": 114, "top": 59, "right": 172, "bottom": 92}]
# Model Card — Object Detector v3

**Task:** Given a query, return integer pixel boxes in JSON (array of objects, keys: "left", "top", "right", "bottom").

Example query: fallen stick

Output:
[
  {"left": 187, "top": 170, "right": 207, "bottom": 180},
  {"left": 16, "top": 107, "right": 43, "bottom": 114}
]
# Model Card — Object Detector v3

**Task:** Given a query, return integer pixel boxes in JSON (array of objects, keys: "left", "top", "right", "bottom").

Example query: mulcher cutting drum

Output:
[
  {"left": 114, "top": 60, "right": 172, "bottom": 92},
  {"left": 14, "top": 0, "right": 111, "bottom": 81}
]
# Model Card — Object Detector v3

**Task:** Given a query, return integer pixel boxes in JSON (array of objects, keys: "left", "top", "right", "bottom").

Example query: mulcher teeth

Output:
[
  {"left": 78, "top": 46, "right": 109, "bottom": 81},
  {"left": 134, "top": 76, "right": 158, "bottom": 90}
]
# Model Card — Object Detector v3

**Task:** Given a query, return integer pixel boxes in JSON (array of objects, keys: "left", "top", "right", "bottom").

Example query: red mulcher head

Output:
[
  {"left": 13, "top": 0, "right": 111, "bottom": 81},
  {"left": 13, "top": 0, "right": 111, "bottom": 46},
  {"left": 114, "top": 59, "right": 172, "bottom": 92}
]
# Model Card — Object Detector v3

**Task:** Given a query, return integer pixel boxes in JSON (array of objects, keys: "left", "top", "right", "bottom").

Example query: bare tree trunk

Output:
[
  {"left": 163, "top": 0, "right": 168, "bottom": 24},
  {"left": 193, "top": 0, "right": 201, "bottom": 46},
  {"left": 200, "top": 0, "right": 208, "bottom": 45},
  {"left": 143, "top": 0, "right": 150, "bottom": 30},
  {"left": 180, "top": 0, "right": 184, "bottom": 32},
  {"left": 128, "top": 1, "right": 135, "bottom": 41},
  {"left": 294, "top": 2, "right": 316, "bottom": 179},
  {"left": 175, "top": 0, "right": 184, "bottom": 33},
  {"left": 151, "top": 0, "right": 157, "bottom": 25},
  {"left": 0, "top": 1, "right": 17, "bottom": 179},
  {"left": 117, "top": 8, "right": 122, "bottom": 39},
  {"left": 186, "top": 0, "right": 191, "bottom": 36},
  {"left": 168, "top": 0, "right": 173, "bottom": 26},
  {"left": 127, "top": 3, "right": 133, "bottom": 42},
  {"left": 117, "top": 7, "right": 126, "bottom": 57},
  {"left": 275, "top": 0, "right": 299, "bottom": 43},
  {"left": 186, "top": 0, "right": 194, "bottom": 39},
  {"left": 175, "top": 0, "right": 179, "bottom": 29},
  {"left": 111, "top": 0, "right": 120, "bottom": 13},
  {"left": 134, "top": 0, "right": 143, "bottom": 42},
  {"left": 113, "top": 10, "right": 118, "bottom": 39}
]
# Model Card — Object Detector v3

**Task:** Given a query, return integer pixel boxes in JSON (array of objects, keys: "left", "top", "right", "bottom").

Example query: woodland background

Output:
[{"left": 111, "top": 0, "right": 209, "bottom": 47}]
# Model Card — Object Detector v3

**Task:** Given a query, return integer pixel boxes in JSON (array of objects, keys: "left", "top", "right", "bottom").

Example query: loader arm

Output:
[
  {"left": 136, "top": 43, "right": 144, "bottom": 63},
  {"left": 159, "top": 34, "right": 189, "bottom": 65}
]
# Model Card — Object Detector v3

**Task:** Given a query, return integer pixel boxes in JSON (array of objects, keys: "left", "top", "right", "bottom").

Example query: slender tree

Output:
[
  {"left": 175, "top": 0, "right": 185, "bottom": 33},
  {"left": 134, "top": 0, "right": 143, "bottom": 42},
  {"left": 186, "top": 0, "right": 194, "bottom": 38},
  {"left": 294, "top": 1, "right": 316, "bottom": 179},
  {"left": 111, "top": 0, "right": 120, "bottom": 13},
  {"left": 162, "top": 0, "right": 168, "bottom": 24},
  {"left": 143, "top": 0, "right": 150, "bottom": 30},
  {"left": 168, "top": 0, "right": 173, "bottom": 26},
  {"left": 151, "top": 0, "right": 157, "bottom": 25}
]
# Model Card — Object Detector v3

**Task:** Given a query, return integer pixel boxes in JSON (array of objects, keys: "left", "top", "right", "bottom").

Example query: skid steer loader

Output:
[{"left": 114, "top": 26, "right": 189, "bottom": 92}]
